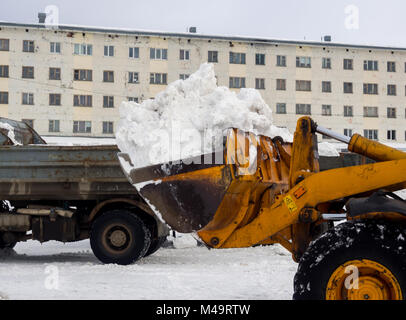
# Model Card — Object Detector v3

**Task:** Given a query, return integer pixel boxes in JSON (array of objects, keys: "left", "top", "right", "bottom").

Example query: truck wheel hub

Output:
[
  {"left": 110, "top": 230, "right": 127, "bottom": 247},
  {"left": 326, "top": 259, "right": 402, "bottom": 300},
  {"left": 103, "top": 224, "right": 132, "bottom": 251}
]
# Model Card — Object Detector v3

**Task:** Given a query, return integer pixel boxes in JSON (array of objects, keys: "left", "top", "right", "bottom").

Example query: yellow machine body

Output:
[{"left": 130, "top": 116, "right": 406, "bottom": 261}]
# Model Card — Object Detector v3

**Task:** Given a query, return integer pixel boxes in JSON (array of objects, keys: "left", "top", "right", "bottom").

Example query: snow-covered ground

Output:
[{"left": 0, "top": 236, "right": 296, "bottom": 300}]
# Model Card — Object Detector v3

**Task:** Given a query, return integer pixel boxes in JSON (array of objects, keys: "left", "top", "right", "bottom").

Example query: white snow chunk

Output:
[{"left": 318, "top": 142, "right": 339, "bottom": 157}]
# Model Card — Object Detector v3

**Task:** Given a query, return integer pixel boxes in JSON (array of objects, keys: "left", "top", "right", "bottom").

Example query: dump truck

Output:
[
  {"left": 119, "top": 116, "right": 406, "bottom": 300},
  {"left": 0, "top": 118, "right": 169, "bottom": 264}
]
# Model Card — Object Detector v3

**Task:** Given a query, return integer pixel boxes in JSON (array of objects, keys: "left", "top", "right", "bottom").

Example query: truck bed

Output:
[{"left": 0, "top": 144, "right": 137, "bottom": 201}]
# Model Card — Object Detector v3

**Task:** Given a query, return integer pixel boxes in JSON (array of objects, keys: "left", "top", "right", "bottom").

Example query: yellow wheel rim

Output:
[{"left": 326, "top": 259, "right": 403, "bottom": 300}]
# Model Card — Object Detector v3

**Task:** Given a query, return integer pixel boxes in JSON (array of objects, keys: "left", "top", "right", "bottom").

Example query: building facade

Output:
[{"left": 0, "top": 21, "right": 405, "bottom": 142}]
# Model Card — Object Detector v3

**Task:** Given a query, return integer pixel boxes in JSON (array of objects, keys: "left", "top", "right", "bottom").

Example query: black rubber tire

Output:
[
  {"left": 0, "top": 232, "right": 16, "bottom": 249},
  {"left": 293, "top": 220, "right": 406, "bottom": 300},
  {"left": 90, "top": 210, "right": 151, "bottom": 265},
  {"left": 144, "top": 236, "right": 167, "bottom": 257},
  {"left": 0, "top": 241, "right": 16, "bottom": 249}
]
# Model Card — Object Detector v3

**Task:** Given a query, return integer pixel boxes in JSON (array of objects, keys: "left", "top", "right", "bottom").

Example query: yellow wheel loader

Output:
[{"left": 118, "top": 116, "right": 406, "bottom": 300}]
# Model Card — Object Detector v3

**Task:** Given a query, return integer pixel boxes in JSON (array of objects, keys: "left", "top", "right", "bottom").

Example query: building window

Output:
[
  {"left": 277, "top": 55, "right": 286, "bottom": 67},
  {"left": 73, "top": 121, "right": 91, "bottom": 133},
  {"left": 229, "top": 77, "right": 246, "bottom": 89},
  {"left": 103, "top": 121, "right": 114, "bottom": 134},
  {"left": 322, "top": 81, "right": 331, "bottom": 93},
  {"left": 104, "top": 45, "right": 114, "bottom": 57},
  {"left": 229, "top": 52, "right": 246, "bottom": 64},
  {"left": 103, "top": 71, "right": 114, "bottom": 83},
  {"left": 387, "top": 61, "right": 396, "bottom": 72},
  {"left": 322, "top": 58, "right": 331, "bottom": 69},
  {"left": 296, "top": 104, "right": 311, "bottom": 115},
  {"left": 387, "top": 84, "right": 397, "bottom": 96},
  {"left": 276, "top": 79, "right": 286, "bottom": 91},
  {"left": 344, "top": 129, "right": 353, "bottom": 137},
  {"left": 276, "top": 103, "right": 286, "bottom": 114},
  {"left": 128, "top": 72, "right": 139, "bottom": 83},
  {"left": 255, "top": 78, "right": 265, "bottom": 90},
  {"left": 22, "top": 66, "right": 34, "bottom": 79},
  {"left": 22, "top": 93, "right": 34, "bottom": 105},
  {"left": 74, "top": 43, "right": 92, "bottom": 55},
  {"left": 150, "top": 48, "right": 168, "bottom": 60},
  {"left": 363, "top": 106, "right": 378, "bottom": 118},
  {"left": 103, "top": 96, "right": 114, "bottom": 108},
  {"left": 343, "top": 59, "right": 353, "bottom": 70},
  {"left": 129, "top": 47, "right": 139, "bottom": 59},
  {"left": 179, "top": 74, "right": 190, "bottom": 80},
  {"left": 23, "top": 40, "right": 34, "bottom": 52},
  {"left": 49, "top": 120, "right": 60, "bottom": 132},
  {"left": 296, "top": 56, "right": 311, "bottom": 68},
  {"left": 296, "top": 80, "right": 311, "bottom": 91},
  {"left": 363, "top": 83, "right": 378, "bottom": 95},
  {"left": 128, "top": 97, "right": 139, "bottom": 103},
  {"left": 364, "top": 60, "right": 378, "bottom": 71},
  {"left": 364, "top": 129, "right": 378, "bottom": 140},
  {"left": 150, "top": 73, "right": 167, "bottom": 85},
  {"left": 387, "top": 107, "right": 396, "bottom": 118},
  {"left": 208, "top": 51, "right": 218, "bottom": 63},
  {"left": 74, "top": 69, "right": 92, "bottom": 81},
  {"left": 73, "top": 95, "right": 92, "bottom": 107},
  {"left": 0, "top": 65, "right": 9, "bottom": 78},
  {"left": 0, "top": 39, "right": 9, "bottom": 51},
  {"left": 344, "top": 106, "right": 353, "bottom": 117},
  {"left": 22, "top": 119, "right": 34, "bottom": 128},
  {"left": 255, "top": 53, "right": 265, "bottom": 65},
  {"left": 49, "top": 67, "right": 61, "bottom": 80},
  {"left": 50, "top": 42, "right": 61, "bottom": 53},
  {"left": 49, "top": 93, "right": 61, "bottom": 106},
  {"left": 180, "top": 49, "right": 190, "bottom": 60},
  {"left": 322, "top": 105, "right": 332, "bottom": 116},
  {"left": 387, "top": 130, "right": 396, "bottom": 140},
  {"left": 0, "top": 92, "right": 8, "bottom": 104},
  {"left": 343, "top": 82, "right": 353, "bottom": 94}
]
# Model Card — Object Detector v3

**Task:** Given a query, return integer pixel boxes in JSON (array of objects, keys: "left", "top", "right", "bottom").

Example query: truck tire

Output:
[
  {"left": 0, "top": 232, "right": 16, "bottom": 249},
  {"left": 0, "top": 241, "right": 16, "bottom": 249},
  {"left": 293, "top": 220, "right": 406, "bottom": 300},
  {"left": 144, "top": 236, "right": 167, "bottom": 257},
  {"left": 90, "top": 210, "right": 151, "bottom": 265}
]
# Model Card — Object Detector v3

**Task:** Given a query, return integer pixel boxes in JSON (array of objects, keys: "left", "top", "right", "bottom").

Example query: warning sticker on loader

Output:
[{"left": 284, "top": 195, "right": 298, "bottom": 213}]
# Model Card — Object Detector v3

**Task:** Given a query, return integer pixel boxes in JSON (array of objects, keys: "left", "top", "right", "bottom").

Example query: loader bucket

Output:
[
  {"left": 118, "top": 128, "right": 293, "bottom": 235},
  {"left": 119, "top": 150, "right": 234, "bottom": 233}
]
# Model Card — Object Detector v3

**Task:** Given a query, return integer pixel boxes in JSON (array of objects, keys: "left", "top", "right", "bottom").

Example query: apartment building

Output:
[{"left": 0, "top": 21, "right": 406, "bottom": 142}]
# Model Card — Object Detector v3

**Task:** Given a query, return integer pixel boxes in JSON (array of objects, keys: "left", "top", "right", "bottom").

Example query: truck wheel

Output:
[
  {"left": 90, "top": 210, "right": 151, "bottom": 265},
  {"left": 144, "top": 236, "right": 167, "bottom": 257},
  {"left": 293, "top": 220, "right": 406, "bottom": 300}
]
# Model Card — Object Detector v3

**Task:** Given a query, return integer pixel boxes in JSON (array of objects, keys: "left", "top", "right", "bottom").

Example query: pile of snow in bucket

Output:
[{"left": 116, "top": 63, "right": 338, "bottom": 170}]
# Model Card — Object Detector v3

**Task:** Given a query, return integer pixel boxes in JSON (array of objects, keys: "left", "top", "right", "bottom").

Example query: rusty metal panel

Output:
[
  {"left": 0, "top": 213, "right": 30, "bottom": 231},
  {"left": 0, "top": 145, "right": 138, "bottom": 201},
  {"left": 319, "top": 153, "right": 374, "bottom": 171}
]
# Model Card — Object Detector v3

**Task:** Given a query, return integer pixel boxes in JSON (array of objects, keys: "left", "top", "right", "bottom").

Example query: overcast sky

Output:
[{"left": 0, "top": 0, "right": 405, "bottom": 47}]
